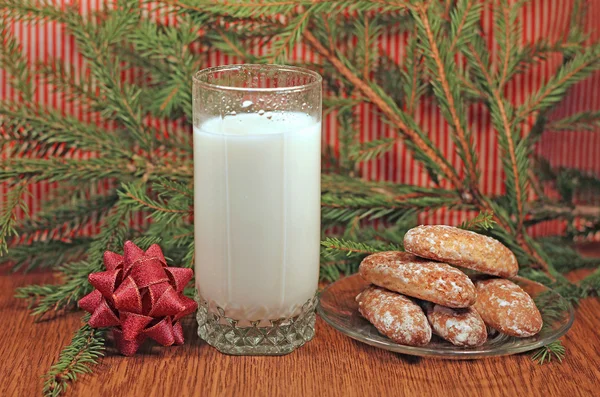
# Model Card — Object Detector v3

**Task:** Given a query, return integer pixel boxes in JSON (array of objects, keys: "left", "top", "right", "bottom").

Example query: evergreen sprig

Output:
[
  {"left": 531, "top": 340, "right": 566, "bottom": 365},
  {"left": 0, "top": 182, "right": 29, "bottom": 255},
  {"left": 459, "top": 211, "right": 496, "bottom": 231},
  {"left": 547, "top": 111, "right": 600, "bottom": 131},
  {"left": 42, "top": 315, "right": 106, "bottom": 397}
]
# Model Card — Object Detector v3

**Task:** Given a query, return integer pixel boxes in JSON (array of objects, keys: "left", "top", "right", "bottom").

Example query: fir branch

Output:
[
  {"left": 354, "top": 13, "right": 383, "bottom": 82},
  {"left": 15, "top": 193, "right": 117, "bottom": 241},
  {"left": 0, "top": 19, "right": 34, "bottom": 101},
  {"left": 38, "top": 59, "right": 102, "bottom": 109},
  {"left": 547, "top": 111, "right": 600, "bottom": 131},
  {"left": 1, "top": 238, "right": 91, "bottom": 273},
  {"left": 536, "top": 237, "right": 600, "bottom": 273},
  {"left": 205, "top": 27, "right": 263, "bottom": 63},
  {"left": 118, "top": 182, "right": 191, "bottom": 224},
  {"left": 323, "top": 96, "right": 367, "bottom": 114},
  {"left": 349, "top": 138, "right": 396, "bottom": 163},
  {"left": 0, "top": 102, "right": 131, "bottom": 157},
  {"left": 458, "top": 211, "right": 496, "bottom": 231},
  {"left": 401, "top": 32, "right": 426, "bottom": 114},
  {"left": 17, "top": 202, "right": 134, "bottom": 316},
  {"left": 266, "top": 6, "right": 313, "bottom": 62},
  {"left": 0, "top": 0, "right": 68, "bottom": 24},
  {"left": 0, "top": 158, "right": 133, "bottom": 183},
  {"left": 373, "top": 54, "right": 405, "bottom": 108},
  {"left": 0, "top": 182, "right": 29, "bottom": 255},
  {"left": 153, "top": 178, "right": 193, "bottom": 199},
  {"left": 321, "top": 237, "right": 400, "bottom": 256},
  {"left": 42, "top": 315, "right": 106, "bottom": 397},
  {"left": 305, "top": 28, "right": 461, "bottom": 188},
  {"left": 413, "top": 3, "right": 479, "bottom": 187},
  {"left": 531, "top": 340, "right": 565, "bottom": 365},
  {"left": 466, "top": 37, "right": 528, "bottom": 234},
  {"left": 128, "top": 16, "right": 199, "bottom": 118},
  {"left": 494, "top": 0, "right": 522, "bottom": 89},
  {"left": 16, "top": 261, "right": 98, "bottom": 317},
  {"left": 170, "top": 0, "right": 410, "bottom": 19},
  {"left": 578, "top": 267, "right": 600, "bottom": 298},
  {"left": 517, "top": 46, "right": 600, "bottom": 121},
  {"left": 448, "top": 0, "right": 482, "bottom": 54},
  {"left": 322, "top": 191, "right": 460, "bottom": 225}
]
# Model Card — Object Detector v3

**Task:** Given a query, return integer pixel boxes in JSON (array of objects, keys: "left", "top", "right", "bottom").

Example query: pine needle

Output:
[{"left": 531, "top": 340, "right": 566, "bottom": 365}]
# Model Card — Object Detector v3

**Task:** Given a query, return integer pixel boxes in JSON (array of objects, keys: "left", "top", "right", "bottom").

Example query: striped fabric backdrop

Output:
[{"left": 1, "top": 0, "right": 599, "bottom": 238}]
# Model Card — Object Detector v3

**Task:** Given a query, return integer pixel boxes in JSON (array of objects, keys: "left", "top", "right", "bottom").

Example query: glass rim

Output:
[{"left": 192, "top": 64, "right": 322, "bottom": 93}]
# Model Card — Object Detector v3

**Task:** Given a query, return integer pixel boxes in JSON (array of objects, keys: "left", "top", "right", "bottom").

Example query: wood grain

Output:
[{"left": 1, "top": 270, "right": 599, "bottom": 397}]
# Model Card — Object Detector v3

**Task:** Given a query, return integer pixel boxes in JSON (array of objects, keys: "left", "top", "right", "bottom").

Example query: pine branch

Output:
[
  {"left": 0, "top": 0, "right": 68, "bottom": 24},
  {"left": 401, "top": 30, "right": 426, "bottom": 114},
  {"left": 0, "top": 158, "right": 132, "bottom": 183},
  {"left": 118, "top": 182, "right": 191, "bottom": 224},
  {"left": 266, "top": 6, "right": 313, "bottom": 62},
  {"left": 321, "top": 237, "right": 400, "bottom": 256},
  {"left": 536, "top": 237, "right": 600, "bottom": 273},
  {"left": 458, "top": 211, "right": 496, "bottom": 231},
  {"left": 413, "top": 3, "right": 479, "bottom": 187},
  {"left": 466, "top": 37, "right": 528, "bottom": 234},
  {"left": 168, "top": 0, "right": 410, "bottom": 19},
  {"left": 0, "top": 182, "right": 29, "bottom": 255},
  {"left": 494, "top": 0, "right": 522, "bottom": 89},
  {"left": 15, "top": 202, "right": 134, "bottom": 316},
  {"left": 1, "top": 238, "right": 91, "bottom": 273},
  {"left": 517, "top": 45, "right": 600, "bottom": 121},
  {"left": 448, "top": 0, "right": 482, "bottom": 54},
  {"left": 0, "top": 102, "right": 131, "bottom": 158},
  {"left": 38, "top": 59, "right": 103, "bottom": 109},
  {"left": 305, "top": 28, "right": 462, "bottom": 188},
  {"left": 531, "top": 340, "right": 565, "bottom": 365},
  {"left": 15, "top": 193, "right": 117, "bottom": 241},
  {"left": 0, "top": 19, "right": 34, "bottom": 101},
  {"left": 349, "top": 138, "right": 396, "bottom": 163},
  {"left": 547, "top": 111, "right": 600, "bottom": 131},
  {"left": 42, "top": 315, "right": 106, "bottom": 397},
  {"left": 128, "top": 16, "right": 199, "bottom": 119}
]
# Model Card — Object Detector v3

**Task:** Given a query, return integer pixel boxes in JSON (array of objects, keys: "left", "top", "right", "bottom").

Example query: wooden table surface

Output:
[{"left": 1, "top": 268, "right": 600, "bottom": 397}]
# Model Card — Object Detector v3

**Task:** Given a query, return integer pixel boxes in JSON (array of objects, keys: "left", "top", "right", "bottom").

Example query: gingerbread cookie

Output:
[
  {"left": 356, "top": 286, "right": 431, "bottom": 346},
  {"left": 359, "top": 251, "right": 476, "bottom": 308},
  {"left": 425, "top": 303, "right": 487, "bottom": 347},
  {"left": 403, "top": 225, "right": 518, "bottom": 278},
  {"left": 473, "top": 279, "right": 543, "bottom": 337}
]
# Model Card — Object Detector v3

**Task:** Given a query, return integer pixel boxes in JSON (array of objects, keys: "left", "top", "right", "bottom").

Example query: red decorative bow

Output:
[{"left": 78, "top": 241, "right": 197, "bottom": 356}]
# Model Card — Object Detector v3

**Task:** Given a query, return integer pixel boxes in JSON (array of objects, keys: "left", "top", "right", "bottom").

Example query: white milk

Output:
[{"left": 194, "top": 112, "right": 321, "bottom": 322}]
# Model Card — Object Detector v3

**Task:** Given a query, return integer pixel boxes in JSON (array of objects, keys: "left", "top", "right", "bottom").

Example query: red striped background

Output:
[{"left": 1, "top": 0, "right": 599, "bottom": 238}]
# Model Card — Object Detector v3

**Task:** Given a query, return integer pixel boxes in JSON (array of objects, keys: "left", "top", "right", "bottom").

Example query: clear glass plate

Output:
[{"left": 317, "top": 274, "right": 575, "bottom": 359}]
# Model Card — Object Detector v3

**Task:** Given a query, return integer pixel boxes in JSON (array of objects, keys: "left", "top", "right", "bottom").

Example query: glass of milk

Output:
[{"left": 192, "top": 64, "right": 322, "bottom": 355}]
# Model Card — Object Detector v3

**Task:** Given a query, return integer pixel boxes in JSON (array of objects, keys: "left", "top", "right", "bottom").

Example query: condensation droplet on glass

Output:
[
  {"left": 258, "top": 109, "right": 265, "bottom": 116},
  {"left": 229, "top": 111, "right": 237, "bottom": 116},
  {"left": 265, "top": 112, "right": 273, "bottom": 119},
  {"left": 241, "top": 100, "right": 253, "bottom": 108}
]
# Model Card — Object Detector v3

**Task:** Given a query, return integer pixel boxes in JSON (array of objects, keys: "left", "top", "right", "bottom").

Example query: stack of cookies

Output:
[{"left": 356, "top": 225, "right": 543, "bottom": 347}]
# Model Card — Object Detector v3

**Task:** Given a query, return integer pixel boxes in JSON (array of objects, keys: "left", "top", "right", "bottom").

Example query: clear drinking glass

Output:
[{"left": 192, "top": 64, "right": 322, "bottom": 355}]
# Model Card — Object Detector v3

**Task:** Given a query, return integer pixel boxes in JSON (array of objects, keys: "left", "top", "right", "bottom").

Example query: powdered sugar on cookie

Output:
[
  {"left": 473, "top": 279, "right": 543, "bottom": 337},
  {"left": 356, "top": 286, "right": 431, "bottom": 346},
  {"left": 403, "top": 225, "right": 518, "bottom": 278},
  {"left": 426, "top": 304, "right": 487, "bottom": 347},
  {"left": 359, "top": 251, "right": 476, "bottom": 308}
]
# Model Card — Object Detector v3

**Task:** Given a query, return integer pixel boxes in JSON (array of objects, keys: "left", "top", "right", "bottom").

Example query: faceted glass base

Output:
[{"left": 195, "top": 293, "right": 317, "bottom": 355}]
